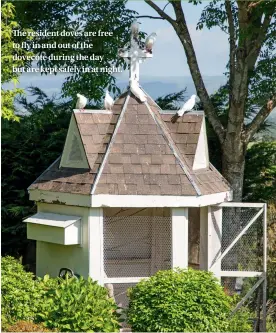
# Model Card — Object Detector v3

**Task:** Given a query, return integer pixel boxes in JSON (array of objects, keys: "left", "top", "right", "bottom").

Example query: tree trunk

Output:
[{"left": 222, "top": 133, "right": 246, "bottom": 202}]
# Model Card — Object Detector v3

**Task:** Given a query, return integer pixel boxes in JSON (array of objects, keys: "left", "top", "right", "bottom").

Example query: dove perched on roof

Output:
[
  {"left": 104, "top": 90, "right": 114, "bottom": 110},
  {"left": 145, "top": 33, "right": 157, "bottom": 53},
  {"left": 75, "top": 93, "right": 87, "bottom": 112},
  {"left": 171, "top": 94, "right": 199, "bottom": 123},
  {"left": 130, "top": 79, "right": 147, "bottom": 103}
]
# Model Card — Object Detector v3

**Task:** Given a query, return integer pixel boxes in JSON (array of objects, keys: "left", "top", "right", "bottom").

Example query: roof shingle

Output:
[{"left": 29, "top": 89, "right": 231, "bottom": 196}]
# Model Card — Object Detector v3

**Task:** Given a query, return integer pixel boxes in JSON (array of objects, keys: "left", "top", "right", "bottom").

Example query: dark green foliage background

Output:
[{"left": 1, "top": 89, "right": 72, "bottom": 259}]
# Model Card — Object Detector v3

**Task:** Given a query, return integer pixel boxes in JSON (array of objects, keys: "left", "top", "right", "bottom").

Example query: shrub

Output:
[
  {"left": 1, "top": 256, "right": 42, "bottom": 329},
  {"left": 6, "top": 321, "right": 51, "bottom": 332},
  {"left": 127, "top": 268, "right": 232, "bottom": 332},
  {"left": 37, "top": 276, "right": 120, "bottom": 332},
  {"left": 228, "top": 305, "right": 253, "bottom": 332}
]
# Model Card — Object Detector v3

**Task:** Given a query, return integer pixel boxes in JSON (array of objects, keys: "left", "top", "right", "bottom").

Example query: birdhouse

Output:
[{"left": 24, "top": 22, "right": 266, "bottom": 309}]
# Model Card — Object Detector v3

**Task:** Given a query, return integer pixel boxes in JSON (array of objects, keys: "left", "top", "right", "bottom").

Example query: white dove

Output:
[
  {"left": 104, "top": 90, "right": 114, "bottom": 110},
  {"left": 145, "top": 33, "right": 157, "bottom": 53},
  {"left": 130, "top": 79, "right": 147, "bottom": 103},
  {"left": 75, "top": 93, "right": 87, "bottom": 112},
  {"left": 171, "top": 94, "right": 199, "bottom": 123},
  {"left": 130, "top": 19, "right": 139, "bottom": 38}
]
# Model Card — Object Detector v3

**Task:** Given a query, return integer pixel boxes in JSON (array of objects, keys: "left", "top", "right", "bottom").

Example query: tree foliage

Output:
[
  {"left": 145, "top": 0, "right": 276, "bottom": 200},
  {"left": 155, "top": 89, "right": 186, "bottom": 110},
  {"left": 1, "top": 2, "right": 33, "bottom": 121},
  {"left": 1, "top": 89, "right": 72, "bottom": 258},
  {"left": 197, "top": 0, "right": 276, "bottom": 118},
  {"left": 13, "top": 0, "right": 142, "bottom": 101},
  {"left": 243, "top": 142, "right": 276, "bottom": 202}
]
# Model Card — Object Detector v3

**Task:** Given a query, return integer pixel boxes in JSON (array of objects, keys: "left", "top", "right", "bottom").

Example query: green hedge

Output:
[
  {"left": 127, "top": 268, "right": 252, "bottom": 332},
  {"left": 1, "top": 256, "right": 43, "bottom": 329},
  {"left": 1, "top": 256, "right": 120, "bottom": 332},
  {"left": 37, "top": 276, "right": 120, "bottom": 332}
]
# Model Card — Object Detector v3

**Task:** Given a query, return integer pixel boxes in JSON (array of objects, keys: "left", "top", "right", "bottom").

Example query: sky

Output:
[
  {"left": 123, "top": 0, "right": 229, "bottom": 78},
  {"left": 9, "top": 0, "right": 230, "bottom": 96}
]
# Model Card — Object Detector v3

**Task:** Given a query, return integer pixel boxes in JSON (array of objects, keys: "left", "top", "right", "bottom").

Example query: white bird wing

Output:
[
  {"left": 130, "top": 81, "right": 147, "bottom": 103},
  {"left": 131, "top": 20, "right": 139, "bottom": 36},
  {"left": 104, "top": 91, "right": 114, "bottom": 110},
  {"left": 76, "top": 95, "right": 87, "bottom": 109},
  {"left": 177, "top": 97, "right": 196, "bottom": 116}
]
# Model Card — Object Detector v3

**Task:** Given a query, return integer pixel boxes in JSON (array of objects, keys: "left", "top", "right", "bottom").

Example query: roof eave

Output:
[{"left": 28, "top": 188, "right": 233, "bottom": 208}]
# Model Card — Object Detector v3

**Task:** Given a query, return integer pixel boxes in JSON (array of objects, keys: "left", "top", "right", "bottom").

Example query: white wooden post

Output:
[
  {"left": 200, "top": 206, "right": 208, "bottom": 270},
  {"left": 171, "top": 208, "right": 188, "bottom": 269},
  {"left": 88, "top": 208, "right": 104, "bottom": 285},
  {"left": 262, "top": 203, "right": 267, "bottom": 332},
  {"left": 207, "top": 206, "right": 222, "bottom": 281}
]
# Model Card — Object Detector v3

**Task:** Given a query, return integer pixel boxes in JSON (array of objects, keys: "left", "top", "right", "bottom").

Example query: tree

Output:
[
  {"left": 243, "top": 141, "right": 276, "bottom": 202},
  {"left": 13, "top": 0, "right": 143, "bottom": 102},
  {"left": 144, "top": 0, "right": 276, "bottom": 200},
  {"left": 155, "top": 89, "right": 186, "bottom": 110},
  {"left": 1, "top": 2, "right": 33, "bottom": 121},
  {"left": 1, "top": 89, "right": 72, "bottom": 261},
  {"left": 1, "top": 87, "right": 102, "bottom": 262}
]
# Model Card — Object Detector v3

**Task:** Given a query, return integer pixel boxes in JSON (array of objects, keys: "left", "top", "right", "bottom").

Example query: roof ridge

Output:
[
  {"left": 141, "top": 89, "right": 202, "bottom": 196},
  {"left": 144, "top": 101, "right": 201, "bottom": 196},
  {"left": 90, "top": 92, "right": 131, "bottom": 195}
]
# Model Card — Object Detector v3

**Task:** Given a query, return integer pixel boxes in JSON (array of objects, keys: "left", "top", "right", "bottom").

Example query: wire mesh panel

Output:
[
  {"left": 221, "top": 206, "right": 264, "bottom": 272},
  {"left": 103, "top": 215, "right": 172, "bottom": 278},
  {"left": 221, "top": 276, "right": 265, "bottom": 331},
  {"left": 222, "top": 276, "right": 259, "bottom": 296},
  {"left": 216, "top": 203, "right": 266, "bottom": 332}
]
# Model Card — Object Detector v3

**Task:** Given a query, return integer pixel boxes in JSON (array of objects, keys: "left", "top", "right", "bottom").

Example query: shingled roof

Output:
[{"left": 29, "top": 90, "right": 231, "bottom": 196}]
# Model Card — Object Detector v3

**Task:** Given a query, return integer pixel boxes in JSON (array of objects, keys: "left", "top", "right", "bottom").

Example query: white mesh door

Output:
[
  {"left": 103, "top": 214, "right": 172, "bottom": 308},
  {"left": 103, "top": 215, "right": 172, "bottom": 278}
]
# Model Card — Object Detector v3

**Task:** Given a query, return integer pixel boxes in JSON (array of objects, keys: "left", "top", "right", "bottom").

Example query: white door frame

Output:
[{"left": 213, "top": 202, "right": 267, "bottom": 331}]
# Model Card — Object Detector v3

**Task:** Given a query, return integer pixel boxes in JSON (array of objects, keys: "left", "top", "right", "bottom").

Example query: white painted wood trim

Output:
[
  {"left": 199, "top": 206, "right": 208, "bottom": 270},
  {"left": 103, "top": 277, "right": 148, "bottom": 284},
  {"left": 144, "top": 100, "right": 201, "bottom": 195},
  {"left": 172, "top": 208, "right": 189, "bottom": 269},
  {"left": 159, "top": 110, "right": 205, "bottom": 115},
  {"left": 73, "top": 110, "right": 112, "bottom": 114},
  {"left": 220, "top": 271, "right": 263, "bottom": 277},
  {"left": 88, "top": 208, "right": 104, "bottom": 285},
  {"left": 91, "top": 191, "right": 233, "bottom": 208},
  {"left": 28, "top": 189, "right": 91, "bottom": 207},
  {"left": 29, "top": 189, "right": 233, "bottom": 208},
  {"left": 208, "top": 206, "right": 222, "bottom": 281},
  {"left": 193, "top": 118, "right": 209, "bottom": 170},
  {"left": 262, "top": 203, "right": 267, "bottom": 331},
  {"left": 210, "top": 208, "right": 264, "bottom": 269},
  {"left": 91, "top": 94, "right": 131, "bottom": 194},
  {"left": 23, "top": 212, "right": 81, "bottom": 228},
  {"left": 217, "top": 202, "right": 265, "bottom": 208},
  {"left": 263, "top": 203, "right": 267, "bottom": 274}
]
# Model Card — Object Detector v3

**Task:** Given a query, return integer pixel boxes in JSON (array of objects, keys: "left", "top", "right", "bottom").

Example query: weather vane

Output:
[{"left": 118, "top": 20, "right": 157, "bottom": 83}]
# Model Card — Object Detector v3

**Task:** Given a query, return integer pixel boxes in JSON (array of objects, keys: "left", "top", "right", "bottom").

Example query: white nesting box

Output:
[{"left": 24, "top": 212, "right": 82, "bottom": 245}]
